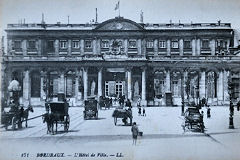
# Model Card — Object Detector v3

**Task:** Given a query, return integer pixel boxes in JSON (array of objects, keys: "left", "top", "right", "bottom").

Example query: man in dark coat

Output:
[{"left": 131, "top": 122, "right": 139, "bottom": 145}]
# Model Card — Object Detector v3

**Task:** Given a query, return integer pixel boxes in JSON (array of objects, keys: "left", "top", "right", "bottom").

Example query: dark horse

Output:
[
  {"left": 20, "top": 105, "right": 34, "bottom": 128},
  {"left": 42, "top": 113, "right": 59, "bottom": 135},
  {"left": 42, "top": 113, "right": 54, "bottom": 134}
]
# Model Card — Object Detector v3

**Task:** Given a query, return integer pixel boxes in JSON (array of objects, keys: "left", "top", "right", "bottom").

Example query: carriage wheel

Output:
[
  {"left": 64, "top": 116, "right": 70, "bottom": 132},
  {"left": 114, "top": 117, "right": 117, "bottom": 125},
  {"left": 11, "top": 117, "right": 16, "bottom": 130}
]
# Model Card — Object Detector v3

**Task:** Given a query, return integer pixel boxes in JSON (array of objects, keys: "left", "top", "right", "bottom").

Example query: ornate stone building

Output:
[{"left": 2, "top": 17, "right": 240, "bottom": 107}]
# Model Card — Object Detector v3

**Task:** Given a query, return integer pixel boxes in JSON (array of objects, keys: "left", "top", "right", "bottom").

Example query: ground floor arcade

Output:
[{"left": 2, "top": 61, "right": 240, "bottom": 107}]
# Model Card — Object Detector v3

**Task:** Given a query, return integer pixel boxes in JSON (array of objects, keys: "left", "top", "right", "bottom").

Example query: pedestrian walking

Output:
[
  {"left": 138, "top": 107, "right": 141, "bottom": 116},
  {"left": 137, "top": 97, "right": 141, "bottom": 107},
  {"left": 125, "top": 99, "right": 132, "bottom": 109},
  {"left": 237, "top": 100, "right": 240, "bottom": 111},
  {"left": 142, "top": 108, "right": 146, "bottom": 116},
  {"left": 207, "top": 106, "right": 211, "bottom": 118},
  {"left": 200, "top": 111, "right": 205, "bottom": 128},
  {"left": 131, "top": 122, "right": 139, "bottom": 145}
]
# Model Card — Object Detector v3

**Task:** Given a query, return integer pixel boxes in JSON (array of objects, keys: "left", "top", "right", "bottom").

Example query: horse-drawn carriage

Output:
[
  {"left": 112, "top": 108, "right": 132, "bottom": 126},
  {"left": 99, "top": 96, "right": 111, "bottom": 110},
  {"left": 43, "top": 101, "right": 70, "bottom": 134},
  {"left": 182, "top": 107, "right": 204, "bottom": 132},
  {"left": 83, "top": 98, "right": 98, "bottom": 119},
  {"left": 2, "top": 79, "right": 34, "bottom": 130},
  {"left": 2, "top": 107, "right": 22, "bottom": 130},
  {"left": 2, "top": 105, "right": 34, "bottom": 130}
]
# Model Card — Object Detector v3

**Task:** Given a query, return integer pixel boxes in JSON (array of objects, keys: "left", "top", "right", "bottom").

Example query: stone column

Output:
[
  {"left": 227, "top": 39, "right": 230, "bottom": 51},
  {"left": 154, "top": 39, "right": 158, "bottom": 56},
  {"left": 196, "top": 38, "right": 201, "bottom": 56},
  {"left": 141, "top": 67, "right": 147, "bottom": 106},
  {"left": 7, "top": 39, "right": 13, "bottom": 55},
  {"left": 83, "top": 68, "right": 88, "bottom": 100},
  {"left": 199, "top": 70, "right": 206, "bottom": 99},
  {"left": 210, "top": 39, "right": 216, "bottom": 56},
  {"left": 165, "top": 70, "right": 171, "bottom": 93},
  {"left": 22, "top": 40, "right": 27, "bottom": 56},
  {"left": 37, "top": 39, "right": 42, "bottom": 56},
  {"left": 23, "top": 69, "right": 30, "bottom": 106},
  {"left": 40, "top": 71, "right": 46, "bottom": 100},
  {"left": 183, "top": 71, "right": 188, "bottom": 99},
  {"left": 75, "top": 70, "right": 79, "bottom": 101},
  {"left": 167, "top": 39, "right": 171, "bottom": 56},
  {"left": 192, "top": 39, "right": 196, "bottom": 56},
  {"left": 55, "top": 39, "right": 59, "bottom": 56},
  {"left": 217, "top": 70, "right": 224, "bottom": 104},
  {"left": 127, "top": 68, "right": 132, "bottom": 100},
  {"left": 142, "top": 39, "right": 146, "bottom": 57},
  {"left": 68, "top": 39, "right": 71, "bottom": 56},
  {"left": 137, "top": 39, "right": 142, "bottom": 55},
  {"left": 97, "top": 39, "right": 101, "bottom": 54},
  {"left": 58, "top": 71, "right": 65, "bottom": 94},
  {"left": 179, "top": 39, "right": 184, "bottom": 56},
  {"left": 93, "top": 39, "right": 97, "bottom": 54},
  {"left": 80, "top": 39, "right": 84, "bottom": 54},
  {"left": 223, "top": 70, "right": 230, "bottom": 103},
  {"left": 125, "top": 71, "right": 128, "bottom": 99},
  {"left": 124, "top": 39, "right": 128, "bottom": 55},
  {"left": 98, "top": 68, "right": 103, "bottom": 99}
]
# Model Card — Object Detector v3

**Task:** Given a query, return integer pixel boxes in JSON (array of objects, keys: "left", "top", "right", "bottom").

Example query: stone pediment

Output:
[{"left": 95, "top": 17, "right": 144, "bottom": 31}]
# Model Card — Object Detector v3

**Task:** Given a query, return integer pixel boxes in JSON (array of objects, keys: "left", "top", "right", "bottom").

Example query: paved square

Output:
[{"left": 1, "top": 106, "right": 240, "bottom": 160}]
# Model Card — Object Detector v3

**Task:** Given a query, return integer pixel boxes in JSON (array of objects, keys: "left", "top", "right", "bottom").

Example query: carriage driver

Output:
[{"left": 9, "top": 97, "right": 18, "bottom": 113}]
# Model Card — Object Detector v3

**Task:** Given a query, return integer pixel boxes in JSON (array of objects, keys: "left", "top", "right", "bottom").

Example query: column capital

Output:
[
  {"left": 81, "top": 67, "right": 89, "bottom": 72},
  {"left": 125, "top": 66, "right": 133, "bottom": 72},
  {"left": 199, "top": 68, "right": 206, "bottom": 72},
  {"left": 97, "top": 67, "right": 103, "bottom": 72},
  {"left": 140, "top": 66, "right": 147, "bottom": 71}
]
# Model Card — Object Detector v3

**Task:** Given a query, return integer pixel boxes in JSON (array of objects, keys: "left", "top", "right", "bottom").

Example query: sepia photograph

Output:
[{"left": 0, "top": 0, "right": 240, "bottom": 160}]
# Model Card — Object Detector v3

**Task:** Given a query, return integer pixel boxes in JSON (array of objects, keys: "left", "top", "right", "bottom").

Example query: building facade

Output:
[{"left": 2, "top": 17, "right": 240, "bottom": 107}]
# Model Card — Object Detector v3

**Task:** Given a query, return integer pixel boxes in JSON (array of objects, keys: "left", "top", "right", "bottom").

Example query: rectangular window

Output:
[
  {"left": 85, "top": 40, "right": 92, "bottom": 49},
  {"left": 159, "top": 40, "right": 166, "bottom": 48},
  {"left": 28, "top": 40, "right": 36, "bottom": 49},
  {"left": 202, "top": 40, "right": 209, "bottom": 49},
  {"left": 146, "top": 40, "right": 154, "bottom": 48},
  {"left": 184, "top": 40, "right": 191, "bottom": 49},
  {"left": 171, "top": 40, "right": 179, "bottom": 48},
  {"left": 129, "top": 40, "right": 137, "bottom": 48},
  {"left": 60, "top": 40, "right": 67, "bottom": 49},
  {"left": 216, "top": 40, "right": 226, "bottom": 48},
  {"left": 101, "top": 40, "right": 109, "bottom": 48},
  {"left": 47, "top": 40, "right": 54, "bottom": 52},
  {"left": 72, "top": 40, "right": 80, "bottom": 49},
  {"left": 13, "top": 40, "right": 21, "bottom": 49}
]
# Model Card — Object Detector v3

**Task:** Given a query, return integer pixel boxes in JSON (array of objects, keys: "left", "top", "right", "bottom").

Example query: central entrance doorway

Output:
[
  {"left": 105, "top": 81, "right": 125, "bottom": 97},
  {"left": 104, "top": 68, "right": 126, "bottom": 98}
]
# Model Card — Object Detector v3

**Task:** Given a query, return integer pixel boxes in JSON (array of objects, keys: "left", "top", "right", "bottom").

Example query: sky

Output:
[{"left": 0, "top": 0, "right": 240, "bottom": 27}]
